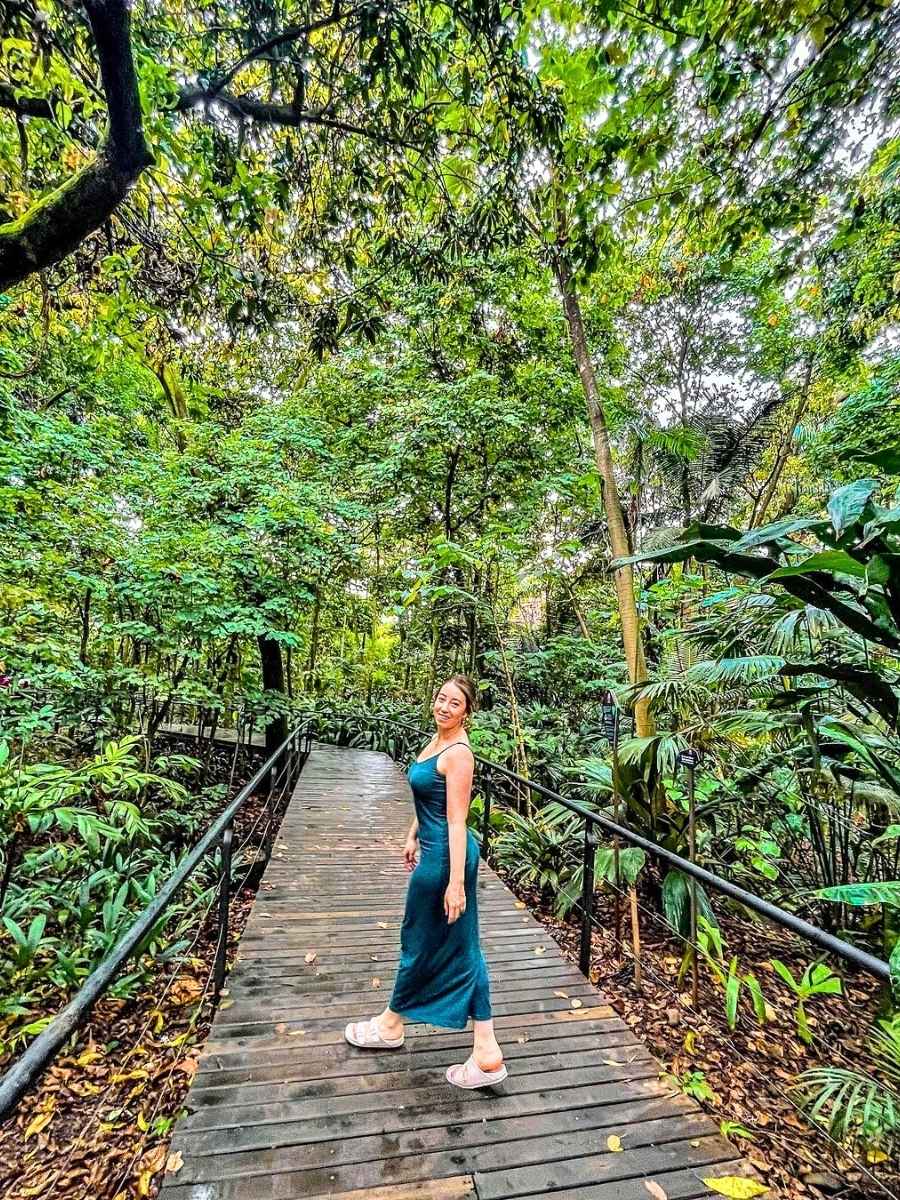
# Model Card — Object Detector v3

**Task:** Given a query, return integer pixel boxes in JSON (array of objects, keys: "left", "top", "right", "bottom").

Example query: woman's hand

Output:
[
  {"left": 444, "top": 879, "right": 466, "bottom": 924},
  {"left": 403, "top": 833, "right": 419, "bottom": 872}
]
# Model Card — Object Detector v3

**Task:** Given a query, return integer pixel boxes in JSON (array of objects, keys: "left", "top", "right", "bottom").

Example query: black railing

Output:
[
  {"left": 0, "top": 721, "right": 313, "bottom": 1121},
  {"left": 302, "top": 708, "right": 893, "bottom": 987}
]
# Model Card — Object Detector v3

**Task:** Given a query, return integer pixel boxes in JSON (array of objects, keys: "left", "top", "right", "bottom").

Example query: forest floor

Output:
[
  {"left": 0, "top": 743, "right": 275, "bottom": 1200},
  {"left": 498, "top": 869, "right": 896, "bottom": 1200}
]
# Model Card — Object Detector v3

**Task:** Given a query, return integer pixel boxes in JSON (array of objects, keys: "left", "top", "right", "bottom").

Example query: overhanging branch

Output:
[
  {"left": 175, "top": 87, "right": 422, "bottom": 149},
  {"left": 0, "top": 0, "right": 152, "bottom": 290}
]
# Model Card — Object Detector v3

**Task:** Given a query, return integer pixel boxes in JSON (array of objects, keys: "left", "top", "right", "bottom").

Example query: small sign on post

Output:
[{"left": 677, "top": 748, "right": 701, "bottom": 769}]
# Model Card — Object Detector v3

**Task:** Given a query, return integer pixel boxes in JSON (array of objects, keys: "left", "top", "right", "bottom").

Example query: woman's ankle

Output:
[{"left": 474, "top": 1042, "right": 503, "bottom": 1069}]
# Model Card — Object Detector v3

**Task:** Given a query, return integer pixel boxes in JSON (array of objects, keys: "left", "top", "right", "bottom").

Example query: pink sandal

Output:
[
  {"left": 446, "top": 1054, "right": 508, "bottom": 1089},
  {"left": 344, "top": 1017, "right": 404, "bottom": 1049}
]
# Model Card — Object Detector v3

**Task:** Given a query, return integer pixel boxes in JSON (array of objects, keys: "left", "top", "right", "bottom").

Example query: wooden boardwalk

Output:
[{"left": 161, "top": 745, "right": 746, "bottom": 1200}]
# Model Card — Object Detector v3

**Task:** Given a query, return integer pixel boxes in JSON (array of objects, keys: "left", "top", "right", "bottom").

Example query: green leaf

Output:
[
  {"left": 768, "top": 550, "right": 866, "bottom": 580},
  {"left": 827, "top": 479, "right": 879, "bottom": 536},
  {"left": 890, "top": 939, "right": 900, "bottom": 1004},
  {"left": 816, "top": 881, "right": 900, "bottom": 908}
]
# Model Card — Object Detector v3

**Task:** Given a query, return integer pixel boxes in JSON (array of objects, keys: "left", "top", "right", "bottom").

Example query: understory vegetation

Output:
[{"left": 2, "top": 0, "right": 900, "bottom": 1196}]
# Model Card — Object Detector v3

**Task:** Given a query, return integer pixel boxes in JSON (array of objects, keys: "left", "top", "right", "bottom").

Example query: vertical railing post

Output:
[
  {"left": 213, "top": 822, "right": 234, "bottom": 1002},
  {"left": 686, "top": 753, "right": 700, "bottom": 1008},
  {"left": 579, "top": 822, "right": 599, "bottom": 976},
  {"left": 481, "top": 772, "right": 493, "bottom": 860}
]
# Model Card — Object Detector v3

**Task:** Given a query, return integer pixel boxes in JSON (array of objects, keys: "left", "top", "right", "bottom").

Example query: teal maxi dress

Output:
[{"left": 389, "top": 744, "right": 493, "bottom": 1030}]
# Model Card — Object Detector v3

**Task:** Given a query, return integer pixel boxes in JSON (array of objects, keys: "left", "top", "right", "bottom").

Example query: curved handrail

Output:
[
  {"left": 0, "top": 720, "right": 312, "bottom": 1120},
  {"left": 304, "top": 707, "right": 893, "bottom": 985}
]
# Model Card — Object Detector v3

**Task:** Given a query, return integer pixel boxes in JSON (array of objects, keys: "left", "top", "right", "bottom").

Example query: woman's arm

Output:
[
  {"left": 403, "top": 816, "right": 419, "bottom": 872},
  {"left": 443, "top": 746, "right": 475, "bottom": 923}
]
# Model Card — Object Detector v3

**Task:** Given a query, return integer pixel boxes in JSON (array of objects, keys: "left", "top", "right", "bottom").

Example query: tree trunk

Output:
[
  {"left": 750, "top": 373, "right": 812, "bottom": 529},
  {"left": 306, "top": 588, "right": 321, "bottom": 692},
  {"left": 257, "top": 634, "right": 288, "bottom": 755},
  {"left": 553, "top": 253, "right": 654, "bottom": 736},
  {"left": 0, "top": 0, "right": 153, "bottom": 289},
  {"left": 79, "top": 588, "right": 92, "bottom": 665}
]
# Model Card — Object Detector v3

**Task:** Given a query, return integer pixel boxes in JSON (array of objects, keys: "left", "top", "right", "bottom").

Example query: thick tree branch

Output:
[
  {"left": 175, "top": 86, "right": 421, "bottom": 148},
  {"left": 0, "top": 0, "right": 152, "bottom": 291},
  {"left": 0, "top": 84, "right": 55, "bottom": 120}
]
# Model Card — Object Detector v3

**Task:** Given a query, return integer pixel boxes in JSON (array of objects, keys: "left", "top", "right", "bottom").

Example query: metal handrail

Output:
[
  {"left": 304, "top": 707, "right": 893, "bottom": 986},
  {"left": 0, "top": 720, "right": 313, "bottom": 1120}
]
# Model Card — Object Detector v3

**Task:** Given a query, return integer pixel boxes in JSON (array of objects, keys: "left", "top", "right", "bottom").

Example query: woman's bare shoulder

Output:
[{"left": 439, "top": 741, "right": 475, "bottom": 772}]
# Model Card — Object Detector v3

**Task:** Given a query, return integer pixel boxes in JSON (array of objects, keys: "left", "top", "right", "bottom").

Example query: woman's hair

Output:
[{"left": 441, "top": 673, "right": 477, "bottom": 715}]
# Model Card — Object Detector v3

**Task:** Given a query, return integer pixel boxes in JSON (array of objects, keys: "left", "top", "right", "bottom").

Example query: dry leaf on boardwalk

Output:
[
  {"left": 607, "top": 1134, "right": 623, "bottom": 1152},
  {"left": 702, "top": 1178, "right": 768, "bottom": 1198},
  {"left": 274, "top": 1022, "right": 287, "bottom": 1034},
  {"left": 571, "top": 998, "right": 583, "bottom": 1009},
  {"left": 165, "top": 1151, "right": 184, "bottom": 1175},
  {"left": 644, "top": 1182, "right": 668, "bottom": 1200},
  {"left": 554, "top": 990, "right": 569, "bottom": 999},
  {"left": 534, "top": 945, "right": 546, "bottom": 955},
  {"left": 304, "top": 951, "right": 317, "bottom": 964},
  {"left": 372, "top": 977, "right": 382, "bottom": 988},
  {"left": 377, "top": 922, "right": 388, "bottom": 929},
  {"left": 514, "top": 901, "right": 526, "bottom": 909}
]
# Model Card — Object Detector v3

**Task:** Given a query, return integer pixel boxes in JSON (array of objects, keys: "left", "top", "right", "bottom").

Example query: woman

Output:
[{"left": 344, "top": 674, "right": 506, "bottom": 1087}]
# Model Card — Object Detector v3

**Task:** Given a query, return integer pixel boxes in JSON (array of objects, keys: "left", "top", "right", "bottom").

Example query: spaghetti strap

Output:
[{"left": 434, "top": 740, "right": 472, "bottom": 759}]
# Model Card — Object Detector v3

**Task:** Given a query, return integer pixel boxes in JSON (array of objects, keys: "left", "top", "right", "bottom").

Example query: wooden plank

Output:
[
  {"left": 475, "top": 1138, "right": 745, "bottom": 1199},
  {"left": 535, "top": 1161, "right": 750, "bottom": 1200},
  {"left": 159, "top": 744, "right": 745, "bottom": 1200},
  {"left": 321, "top": 1180, "right": 477, "bottom": 1200},
  {"left": 171, "top": 1105, "right": 708, "bottom": 1185}
]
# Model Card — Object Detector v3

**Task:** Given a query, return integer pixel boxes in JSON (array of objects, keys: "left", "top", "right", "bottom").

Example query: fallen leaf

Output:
[
  {"left": 377, "top": 922, "right": 388, "bottom": 929},
  {"left": 702, "top": 1177, "right": 768, "bottom": 1198},
  {"left": 554, "top": 990, "right": 569, "bottom": 999},
  {"left": 534, "top": 945, "right": 546, "bottom": 955},
  {"left": 288, "top": 1029, "right": 306, "bottom": 1036},
  {"left": 571, "top": 998, "right": 583, "bottom": 1009},
  {"left": 304, "top": 951, "right": 317, "bottom": 964},
  {"left": 219, "top": 998, "right": 234, "bottom": 1010},
  {"left": 644, "top": 1182, "right": 668, "bottom": 1200},
  {"left": 602, "top": 1059, "right": 621, "bottom": 1067},
  {"left": 165, "top": 1151, "right": 184, "bottom": 1175},
  {"left": 372, "top": 977, "right": 382, "bottom": 988},
  {"left": 516, "top": 1034, "right": 529, "bottom": 1044},
  {"left": 137, "top": 1172, "right": 153, "bottom": 1197},
  {"left": 175, "top": 1058, "right": 198, "bottom": 1078},
  {"left": 690, "top": 1139, "right": 701, "bottom": 1147},
  {"left": 515, "top": 901, "right": 526, "bottom": 909},
  {"left": 139, "top": 1144, "right": 168, "bottom": 1175},
  {"left": 607, "top": 1134, "right": 623, "bottom": 1152},
  {"left": 23, "top": 1111, "right": 53, "bottom": 1139},
  {"left": 866, "top": 1148, "right": 889, "bottom": 1163},
  {"left": 170, "top": 976, "right": 203, "bottom": 1006},
  {"left": 275, "top": 1022, "right": 287, "bottom": 1034}
]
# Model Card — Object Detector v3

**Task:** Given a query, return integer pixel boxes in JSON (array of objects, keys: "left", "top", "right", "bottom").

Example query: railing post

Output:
[
  {"left": 579, "top": 822, "right": 599, "bottom": 976},
  {"left": 213, "top": 822, "right": 234, "bottom": 1002},
  {"left": 481, "top": 772, "right": 493, "bottom": 859}
]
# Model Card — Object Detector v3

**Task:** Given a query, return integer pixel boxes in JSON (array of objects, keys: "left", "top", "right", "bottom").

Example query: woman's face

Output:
[{"left": 433, "top": 681, "right": 468, "bottom": 733}]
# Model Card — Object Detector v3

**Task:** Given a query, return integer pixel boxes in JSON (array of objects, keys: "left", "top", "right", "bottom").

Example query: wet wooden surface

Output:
[{"left": 160, "top": 745, "right": 747, "bottom": 1199}]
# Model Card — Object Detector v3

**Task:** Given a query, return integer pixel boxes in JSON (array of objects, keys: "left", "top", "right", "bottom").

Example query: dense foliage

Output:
[{"left": 2, "top": 0, "right": 900, "bottom": 1189}]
